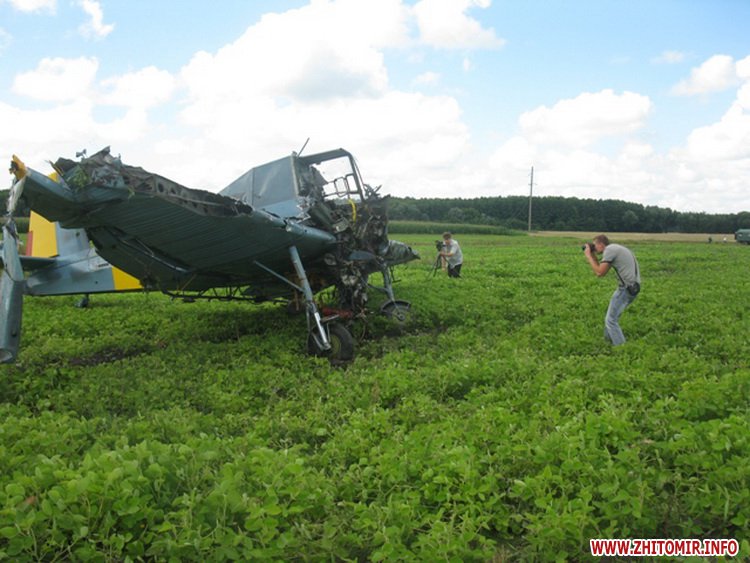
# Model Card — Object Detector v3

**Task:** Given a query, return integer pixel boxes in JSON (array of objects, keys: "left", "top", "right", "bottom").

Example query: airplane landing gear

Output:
[
  {"left": 381, "top": 299, "right": 411, "bottom": 325},
  {"left": 307, "top": 322, "right": 354, "bottom": 364}
]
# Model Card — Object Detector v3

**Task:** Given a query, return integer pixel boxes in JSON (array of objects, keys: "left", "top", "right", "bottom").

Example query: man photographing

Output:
[
  {"left": 439, "top": 232, "right": 463, "bottom": 278},
  {"left": 583, "top": 235, "right": 640, "bottom": 346}
]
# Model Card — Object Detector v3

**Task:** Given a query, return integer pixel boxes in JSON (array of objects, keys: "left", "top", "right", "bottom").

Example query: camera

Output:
[
  {"left": 435, "top": 240, "right": 445, "bottom": 251},
  {"left": 581, "top": 242, "right": 595, "bottom": 252}
]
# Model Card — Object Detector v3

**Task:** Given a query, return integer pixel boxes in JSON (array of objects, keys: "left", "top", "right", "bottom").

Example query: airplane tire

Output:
[
  {"left": 382, "top": 300, "right": 411, "bottom": 325},
  {"left": 307, "top": 322, "right": 355, "bottom": 363}
]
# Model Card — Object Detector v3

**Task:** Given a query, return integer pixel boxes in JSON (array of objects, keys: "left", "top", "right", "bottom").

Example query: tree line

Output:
[{"left": 388, "top": 195, "right": 750, "bottom": 234}]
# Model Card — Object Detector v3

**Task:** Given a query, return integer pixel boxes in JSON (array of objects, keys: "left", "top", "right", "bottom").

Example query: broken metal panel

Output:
[
  {"left": 220, "top": 155, "right": 302, "bottom": 218},
  {"left": 219, "top": 149, "right": 366, "bottom": 220}
]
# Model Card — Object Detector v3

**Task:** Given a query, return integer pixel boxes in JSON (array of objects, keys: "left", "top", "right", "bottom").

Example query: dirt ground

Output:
[{"left": 532, "top": 231, "right": 738, "bottom": 243}]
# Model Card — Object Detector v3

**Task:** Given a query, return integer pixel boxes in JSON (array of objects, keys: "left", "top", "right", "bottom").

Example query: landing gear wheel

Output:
[
  {"left": 381, "top": 300, "right": 412, "bottom": 325},
  {"left": 307, "top": 322, "right": 355, "bottom": 364}
]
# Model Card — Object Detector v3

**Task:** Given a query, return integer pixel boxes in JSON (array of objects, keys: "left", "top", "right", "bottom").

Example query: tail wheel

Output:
[
  {"left": 381, "top": 300, "right": 412, "bottom": 325},
  {"left": 307, "top": 322, "right": 355, "bottom": 364}
]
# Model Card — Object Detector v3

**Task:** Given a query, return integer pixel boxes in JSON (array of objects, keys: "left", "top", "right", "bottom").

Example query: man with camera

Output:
[
  {"left": 439, "top": 232, "right": 463, "bottom": 278},
  {"left": 583, "top": 234, "right": 640, "bottom": 346}
]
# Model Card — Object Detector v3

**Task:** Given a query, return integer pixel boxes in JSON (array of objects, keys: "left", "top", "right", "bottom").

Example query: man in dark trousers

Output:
[{"left": 439, "top": 232, "right": 463, "bottom": 278}]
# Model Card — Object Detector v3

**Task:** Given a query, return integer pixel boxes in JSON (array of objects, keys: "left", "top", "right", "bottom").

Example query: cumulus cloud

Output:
[
  {"left": 665, "top": 54, "right": 750, "bottom": 210},
  {"left": 169, "top": 0, "right": 475, "bottom": 189},
  {"left": 518, "top": 89, "right": 652, "bottom": 148},
  {"left": 684, "top": 105, "right": 750, "bottom": 162},
  {"left": 484, "top": 74, "right": 749, "bottom": 212},
  {"left": 5, "top": 0, "right": 55, "bottom": 13},
  {"left": 0, "top": 98, "right": 95, "bottom": 148},
  {"left": 100, "top": 66, "right": 176, "bottom": 109},
  {"left": 77, "top": 0, "right": 114, "bottom": 39},
  {"left": 12, "top": 56, "right": 99, "bottom": 102},
  {"left": 4, "top": 55, "right": 178, "bottom": 170},
  {"left": 672, "top": 54, "right": 739, "bottom": 96},
  {"left": 180, "top": 1, "right": 404, "bottom": 106},
  {"left": 736, "top": 55, "right": 750, "bottom": 81},
  {"left": 413, "top": 0, "right": 505, "bottom": 49}
]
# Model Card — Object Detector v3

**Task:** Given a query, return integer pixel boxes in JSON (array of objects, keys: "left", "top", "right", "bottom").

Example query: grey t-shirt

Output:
[{"left": 601, "top": 243, "right": 640, "bottom": 287}]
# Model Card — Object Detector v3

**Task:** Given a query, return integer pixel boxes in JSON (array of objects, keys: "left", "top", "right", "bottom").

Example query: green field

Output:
[{"left": 1, "top": 234, "right": 749, "bottom": 560}]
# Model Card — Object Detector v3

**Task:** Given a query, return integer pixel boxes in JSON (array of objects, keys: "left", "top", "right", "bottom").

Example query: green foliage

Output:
[{"left": 1, "top": 234, "right": 749, "bottom": 560}]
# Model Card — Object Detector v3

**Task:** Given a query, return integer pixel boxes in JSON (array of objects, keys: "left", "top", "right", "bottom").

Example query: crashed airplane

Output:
[{"left": 1, "top": 147, "right": 418, "bottom": 363}]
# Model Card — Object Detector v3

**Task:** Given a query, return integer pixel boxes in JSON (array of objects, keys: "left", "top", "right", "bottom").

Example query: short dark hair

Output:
[
  {"left": 593, "top": 234, "right": 610, "bottom": 246},
  {"left": 442, "top": 232, "right": 452, "bottom": 239}
]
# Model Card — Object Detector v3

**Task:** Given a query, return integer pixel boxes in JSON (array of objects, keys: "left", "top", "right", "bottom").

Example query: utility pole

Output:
[{"left": 527, "top": 166, "right": 534, "bottom": 232}]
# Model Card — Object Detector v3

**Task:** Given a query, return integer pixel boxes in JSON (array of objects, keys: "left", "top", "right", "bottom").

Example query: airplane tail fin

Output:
[
  {"left": 20, "top": 171, "right": 142, "bottom": 296},
  {"left": 26, "top": 210, "right": 90, "bottom": 258},
  {"left": 25, "top": 170, "right": 90, "bottom": 260}
]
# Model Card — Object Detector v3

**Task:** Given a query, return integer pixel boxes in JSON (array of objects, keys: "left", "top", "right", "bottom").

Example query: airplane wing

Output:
[{"left": 16, "top": 149, "right": 337, "bottom": 296}]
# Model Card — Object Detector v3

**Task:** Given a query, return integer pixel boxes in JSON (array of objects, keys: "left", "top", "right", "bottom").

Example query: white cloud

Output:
[
  {"left": 413, "top": 71, "right": 440, "bottom": 86},
  {"left": 169, "top": 0, "right": 473, "bottom": 189},
  {"left": 0, "top": 99, "right": 95, "bottom": 146},
  {"left": 12, "top": 56, "right": 99, "bottom": 102},
  {"left": 665, "top": 55, "right": 750, "bottom": 210},
  {"left": 98, "top": 108, "right": 150, "bottom": 142},
  {"left": 180, "top": 1, "right": 405, "bottom": 106},
  {"left": 736, "top": 55, "right": 750, "bottom": 81},
  {"left": 683, "top": 92, "right": 750, "bottom": 162},
  {"left": 5, "top": 0, "right": 55, "bottom": 13},
  {"left": 489, "top": 136, "right": 533, "bottom": 168},
  {"left": 100, "top": 66, "right": 175, "bottom": 109},
  {"left": 413, "top": 0, "right": 505, "bottom": 49},
  {"left": 672, "top": 54, "right": 738, "bottom": 96},
  {"left": 518, "top": 89, "right": 652, "bottom": 148},
  {"left": 652, "top": 50, "right": 685, "bottom": 64},
  {"left": 77, "top": 0, "right": 114, "bottom": 39}
]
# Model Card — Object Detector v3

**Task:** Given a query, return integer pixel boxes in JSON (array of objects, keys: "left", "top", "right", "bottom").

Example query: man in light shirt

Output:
[{"left": 439, "top": 232, "right": 463, "bottom": 278}]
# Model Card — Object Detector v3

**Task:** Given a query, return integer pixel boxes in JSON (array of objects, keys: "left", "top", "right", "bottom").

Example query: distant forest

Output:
[{"left": 389, "top": 195, "right": 750, "bottom": 234}]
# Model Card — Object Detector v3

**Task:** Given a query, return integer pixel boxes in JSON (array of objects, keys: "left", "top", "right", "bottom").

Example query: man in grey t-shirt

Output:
[{"left": 584, "top": 234, "right": 640, "bottom": 345}]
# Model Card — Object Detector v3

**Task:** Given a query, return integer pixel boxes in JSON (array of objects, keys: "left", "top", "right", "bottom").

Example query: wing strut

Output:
[
  {"left": 288, "top": 246, "right": 331, "bottom": 352},
  {"left": 0, "top": 176, "right": 27, "bottom": 363}
]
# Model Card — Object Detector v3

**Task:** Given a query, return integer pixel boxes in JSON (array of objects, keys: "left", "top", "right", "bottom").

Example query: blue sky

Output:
[{"left": 1, "top": 0, "right": 749, "bottom": 214}]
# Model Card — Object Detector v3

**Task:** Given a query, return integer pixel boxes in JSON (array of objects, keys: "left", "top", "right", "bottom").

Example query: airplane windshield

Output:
[{"left": 313, "top": 156, "right": 363, "bottom": 202}]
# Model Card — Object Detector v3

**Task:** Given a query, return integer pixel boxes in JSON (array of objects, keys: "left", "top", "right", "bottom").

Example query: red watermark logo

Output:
[{"left": 590, "top": 538, "right": 739, "bottom": 557}]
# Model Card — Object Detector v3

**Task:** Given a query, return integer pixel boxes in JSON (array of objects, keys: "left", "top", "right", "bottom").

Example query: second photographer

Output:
[
  {"left": 583, "top": 234, "right": 641, "bottom": 346},
  {"left": 439, "top": 232, "right": 463, "bottom": 278}
]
